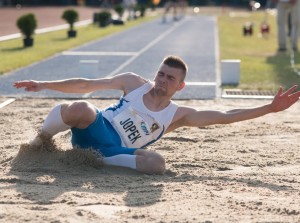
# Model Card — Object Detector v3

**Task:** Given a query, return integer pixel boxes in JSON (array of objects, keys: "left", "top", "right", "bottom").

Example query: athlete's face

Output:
[{"left": 154, "top": 64, "right": 185, "bottom": 96}]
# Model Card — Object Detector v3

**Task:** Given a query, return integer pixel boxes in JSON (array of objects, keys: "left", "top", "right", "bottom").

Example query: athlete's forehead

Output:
[{"left": 157, "top": 64, "right": 184, "bottom": 78}]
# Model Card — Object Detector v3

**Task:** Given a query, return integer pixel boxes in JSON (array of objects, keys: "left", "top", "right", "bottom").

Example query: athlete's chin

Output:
[{"left": 154, "top": 88, "right": 167, "bottom": 96}]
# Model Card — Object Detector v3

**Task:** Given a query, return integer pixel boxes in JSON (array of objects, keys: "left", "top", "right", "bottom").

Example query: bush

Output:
[
  {"left": 97, "top": 11, "right": 112, "bottom": 27},
  {"left": 62, "top": 9, "right": 79, "bottom": 31},
  {"left": 114, "top": 4, "right": 125, "bottom": 18},
  {"left": 16, "top": 13, "right": 37, "bottom": 39}
]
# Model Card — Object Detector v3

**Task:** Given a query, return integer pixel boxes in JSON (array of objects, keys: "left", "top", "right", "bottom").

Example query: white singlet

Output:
[{"left": 102, "top": 81, "right": 178, "bottom": 148}]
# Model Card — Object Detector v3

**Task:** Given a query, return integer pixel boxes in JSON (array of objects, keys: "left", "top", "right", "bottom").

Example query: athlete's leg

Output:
[
  {"left": 31, "top": 100, "right": 97, "bottom": 145},
  {"left": 290, "top": 2, "right": 300, "bottom": 51},
  {"left": 61, "top": 100, "right": 97, "bottom": 129},
  {"left": 103, "top": 154, "right": 137, "bottom": 169},
  {"left": 102, "top": 149, "right": 165, "bottom": 174},
  {"left": 162, "top": 1, "right": 171, "bottom": 22},
  {"left": 41, "top": 104, "right": 70, "bottom": 137},
  {"left": 173, "top": 2, "right": 178, "bottom": 21},
  {"left": 277, "top": 2, "right": 288, "bottom": 50},
  {"left": 135, "top": 149, "right": 165, "bottom": 174}
]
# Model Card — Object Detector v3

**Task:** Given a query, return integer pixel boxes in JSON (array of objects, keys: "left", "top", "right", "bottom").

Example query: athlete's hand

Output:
[
  {"left": 270, "top": 85, "right": 300, "bottom": 112},
  {"left": 13, "top": 80, "right": 44, "bottom": 92}
]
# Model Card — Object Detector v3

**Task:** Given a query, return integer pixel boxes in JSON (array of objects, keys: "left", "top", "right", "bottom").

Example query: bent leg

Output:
[
  {"left": 41, "top": 104, "right": 70, "bottom": 137},
  {"left": 31, "top": 100, "right": 97, "bottom": 146},
  {"left": 61, "top": 100, "right": 97, "bottom": 129},
  {"left": 103, "top": 154, "right": 137, "bottom": 169},
  {"left": 135, "top": 149, "right": 166, "bottom": 174},
  {"left": 103, "top": 149, "right": 165, "bottom": 174}
]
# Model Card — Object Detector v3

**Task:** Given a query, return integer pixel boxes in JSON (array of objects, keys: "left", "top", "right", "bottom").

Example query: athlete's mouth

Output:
[{"left": 157, "top": 83, "right": 167, "bottom": 88}]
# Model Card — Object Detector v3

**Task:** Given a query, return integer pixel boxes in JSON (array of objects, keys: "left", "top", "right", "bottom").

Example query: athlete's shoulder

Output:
[
  {"left": 123, "top": 72, "right": 146, "bottom": 81},
  {"left": 175, "top": 106, "right": 197, "bottom": 118},
  {"left": 120, "top": 72, "right": 148, "bottom": 94}
]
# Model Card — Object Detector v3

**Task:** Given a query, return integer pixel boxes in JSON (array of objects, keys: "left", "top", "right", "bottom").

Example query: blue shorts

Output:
[{"left": 71, "top": 109, "right": 138, "bottom": 157}]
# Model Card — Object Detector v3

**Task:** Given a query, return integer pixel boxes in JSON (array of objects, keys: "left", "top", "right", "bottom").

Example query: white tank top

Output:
[{"left": 102, "top": 81, "right": 178, "bottom": 148}]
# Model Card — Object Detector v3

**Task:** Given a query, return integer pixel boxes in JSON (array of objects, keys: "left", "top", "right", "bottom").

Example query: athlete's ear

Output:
[{"left": 177, "top": 81, "right": 185, "bottom": 91}]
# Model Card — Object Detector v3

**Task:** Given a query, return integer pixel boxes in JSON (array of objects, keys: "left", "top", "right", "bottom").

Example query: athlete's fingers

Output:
[
  {"left": 13, "top": 82, "right": 25, "bottom": 88},
  {"left": 282, "top": 85, "right": 298, "bottom": 97},
  {"left": 288, "top": 90, "right": 300, "bottom": 101},
  {"left": 275, "top": 86, "right": 283, "bottom": 97},
  {"left": 14, "top": 81, "right": 35, "bottom": 89},
  {"left": 14, "top": 81, "right": 27, "bottom": 88}
]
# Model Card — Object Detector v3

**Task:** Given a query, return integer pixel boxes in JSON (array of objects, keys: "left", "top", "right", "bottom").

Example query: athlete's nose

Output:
[{"left": 160, "top": 75, "right": 167, "bottom": 83}]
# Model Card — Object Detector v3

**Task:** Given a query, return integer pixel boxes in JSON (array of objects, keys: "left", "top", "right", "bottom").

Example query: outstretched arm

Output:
[
  {"left": 13, "top": 73, "right": 146, "bottom": 94},
  {"left": 169, "top": 85, "right": 300, "bottom": 131}
]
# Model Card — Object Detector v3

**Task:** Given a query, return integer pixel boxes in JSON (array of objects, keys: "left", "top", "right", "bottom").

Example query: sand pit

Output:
[{"left": 1, "top": 97, "right": 300, "bottom": 222}]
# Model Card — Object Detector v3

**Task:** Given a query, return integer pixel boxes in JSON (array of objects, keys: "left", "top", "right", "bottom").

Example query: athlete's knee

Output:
[
  {"left": 135, "top": 150, "right": 166, "bottom": 174},
  {"left": 61, "top": 101, "right": 96, "bottom": 128},
  {"left": 152, "top": 153, "right": 166, "bottom": 174}
]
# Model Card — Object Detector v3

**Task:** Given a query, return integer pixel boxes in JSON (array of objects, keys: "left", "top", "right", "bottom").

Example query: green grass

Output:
[
  {"left": 218, "top": 10, "right": 300, "bottom": 90},
  {"left": 0, "top": 15, "right": 157, "bottom": 75}
]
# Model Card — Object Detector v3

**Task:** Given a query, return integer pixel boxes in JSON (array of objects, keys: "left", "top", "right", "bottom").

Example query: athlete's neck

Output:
[{"left": 143, "top": 88, "right": 171, "bottom": 112}]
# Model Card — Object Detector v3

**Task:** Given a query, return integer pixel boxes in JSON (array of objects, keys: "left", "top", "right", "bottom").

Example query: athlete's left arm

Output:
[{"left": 167, "top": 85, "right": 300, "bottom": 131}]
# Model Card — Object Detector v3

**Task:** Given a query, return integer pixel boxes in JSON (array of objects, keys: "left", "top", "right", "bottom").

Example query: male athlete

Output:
[{"left": 14, "top": 55, "right": 300, "bottom": 174}]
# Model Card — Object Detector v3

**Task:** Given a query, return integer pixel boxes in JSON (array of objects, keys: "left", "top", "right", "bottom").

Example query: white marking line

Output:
[
  {"left": 222, "top": 95, "right": 274, "bottom": 100},
  {"left": 36, "top": 20, "right": 91, "bottom": 34},
  {"left": 106, "top": 19, "right": 187, "bottom": 78},
  {"left": 0, "top": 98, "right": 15, "bottom": 109},
  {"left": 62, "top": 51, "right": 137, "bottom": 56},
  {"left": 80, "top": 60, "right": 99, "bottom": 63},
  {"left": 0, "top": 20, "right": 92, "bottom": 42},
  {"left": 185, "top": 82, "right": 216, "bottom": 86},
  {"left": 83, "top": 18, "right": 187, "bottom": 98},
  {"left": 213, "top": 16, "right": 221, "bottom": 98}
]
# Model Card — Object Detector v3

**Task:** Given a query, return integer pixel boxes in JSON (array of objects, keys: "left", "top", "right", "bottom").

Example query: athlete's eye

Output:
[{"left": 167, "top": 76, "right": 175, "bottom": 81}]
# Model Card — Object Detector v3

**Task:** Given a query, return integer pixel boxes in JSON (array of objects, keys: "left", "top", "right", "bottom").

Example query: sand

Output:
[{"left": 1, "top": 97, "right": 300, "bottom": 223}]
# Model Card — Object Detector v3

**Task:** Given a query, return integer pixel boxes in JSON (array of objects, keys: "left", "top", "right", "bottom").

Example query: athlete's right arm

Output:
[{"left": 14, "top": 73, "right": 147, "bottom": 94}]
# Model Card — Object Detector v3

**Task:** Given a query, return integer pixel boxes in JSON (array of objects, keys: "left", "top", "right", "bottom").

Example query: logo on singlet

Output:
[{"left": 141, "top": 121, "right": 150, "bottom": 135}]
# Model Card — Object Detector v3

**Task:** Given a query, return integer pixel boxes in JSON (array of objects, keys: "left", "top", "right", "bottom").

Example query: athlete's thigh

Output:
[{"left": 62, "top": 100, "right": 97, "bottom": 129}]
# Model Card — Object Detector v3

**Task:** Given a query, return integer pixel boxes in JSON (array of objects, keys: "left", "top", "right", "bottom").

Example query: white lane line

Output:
[
  {"left": 0, "top": 98, "right": 16, "bottom": 109},
  {"left": 0, "top": 20, "right": 92, "bottom": 42},
  {"left": 62, "top": 51, "right": 137, "bottom": 56},
  {"left": 80, "top": 60, "right": 99, "bottom": 63},
  {"left": 106, "top": 18, "right": 187, "bottom": 78}
]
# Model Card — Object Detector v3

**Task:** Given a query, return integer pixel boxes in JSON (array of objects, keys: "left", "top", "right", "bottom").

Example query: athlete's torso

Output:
[{"left": 102, "top": 81, "right": 178, "bottom": 148}]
